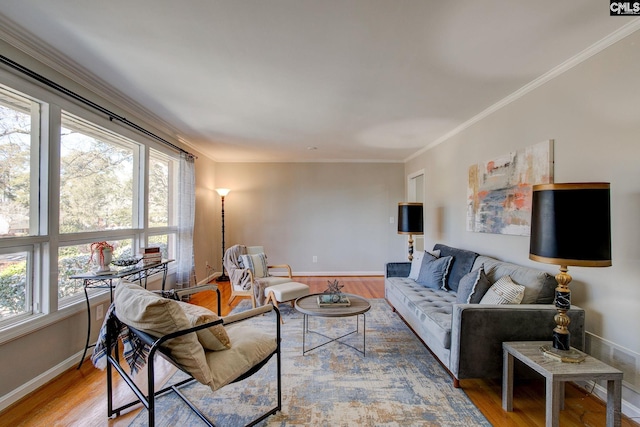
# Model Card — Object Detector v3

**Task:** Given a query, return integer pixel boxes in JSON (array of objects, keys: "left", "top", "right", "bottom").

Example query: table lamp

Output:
[
  {"left": 529, "top": 183, "right": 611, "bottom": 362},
  {"left": 398, "top": 202, "right": 423, "bottom": 261}
]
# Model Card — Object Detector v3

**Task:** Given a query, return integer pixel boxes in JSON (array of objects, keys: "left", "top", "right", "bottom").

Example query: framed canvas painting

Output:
[{"left": 466, "top": 140, "right": 554, "bottom": 236}]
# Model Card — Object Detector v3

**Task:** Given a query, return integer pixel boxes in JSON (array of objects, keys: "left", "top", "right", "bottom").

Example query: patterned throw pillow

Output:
[
  {"left": 456, "top": 265, "right": 492, "bottom": 304},
  {"left": 239, "top": 253, "right": 269, "bottom": 278},
  {"left": 479, "top": 275, "right": 526, "bottom": 305},
  {"left": 416, "top": 254, "right": 453, "bottom": 290}
]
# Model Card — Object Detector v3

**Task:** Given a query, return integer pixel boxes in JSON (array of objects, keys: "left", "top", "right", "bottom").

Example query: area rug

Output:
[{"left": 130, "top": 299, "right": 490, "bottom": 426}]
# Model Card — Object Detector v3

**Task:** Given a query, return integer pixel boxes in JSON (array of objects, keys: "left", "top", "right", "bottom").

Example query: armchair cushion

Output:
[
  {"left": 239, "top": 253, "right": 269, "bottom": 278},
  {"left": 114, "top": 281, "right": 213, "bottom": 387},
  {"left": 205, "top": 323, "right": 277, "bottom": 391},
  {"left": 176, "top": 301, "right": 231, "bottom": 351}
]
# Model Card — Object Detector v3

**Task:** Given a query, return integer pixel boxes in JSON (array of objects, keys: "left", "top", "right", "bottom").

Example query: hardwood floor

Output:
[{"left": 1, "top": 276, "right": 637, "bottom": 426}]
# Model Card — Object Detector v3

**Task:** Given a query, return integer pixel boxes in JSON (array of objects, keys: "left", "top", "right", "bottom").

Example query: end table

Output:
[{"left": 502, "top": 341, "right": 623, "bottom": 427}]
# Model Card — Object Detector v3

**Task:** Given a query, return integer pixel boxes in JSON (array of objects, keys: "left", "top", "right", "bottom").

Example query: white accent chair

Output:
[{"left": 224, "top": 245, "right": 294, "bottom": 307}]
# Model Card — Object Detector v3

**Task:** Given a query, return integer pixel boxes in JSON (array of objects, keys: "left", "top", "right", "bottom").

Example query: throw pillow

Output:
[
  {"left": 176, "top": 300, "right": 231, "bottom": 351},
  {"left": 408, "top": 249, "right": 441, "bottom": 281},
  {"left": 239, "top": 253, "right": 269, "bottom": 278},
  {"left": 479, "top": 275, "right": 526, "bottom": 305},
  {"left": 416, "top": 254, "right": 453, "bottom": 290},
  {"left": 456, "top": 265, "right": 492, "bottom": 304}
]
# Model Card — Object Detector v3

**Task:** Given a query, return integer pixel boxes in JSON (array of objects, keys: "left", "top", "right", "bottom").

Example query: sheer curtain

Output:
[{"left": 176, "top": 153, "right": 196, "bottom": 289}]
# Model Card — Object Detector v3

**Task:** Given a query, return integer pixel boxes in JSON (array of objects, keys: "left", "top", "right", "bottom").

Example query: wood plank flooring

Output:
[{"left": 1, "top": 276, "right": 637, "bottom": 426}]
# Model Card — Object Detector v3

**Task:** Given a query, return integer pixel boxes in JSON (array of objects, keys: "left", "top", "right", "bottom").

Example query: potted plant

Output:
[{"left": 90, "top": 241, "right": 114, "bottom": 272}]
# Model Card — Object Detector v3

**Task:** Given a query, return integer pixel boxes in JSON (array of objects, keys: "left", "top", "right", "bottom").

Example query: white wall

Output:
[
  {"left": 406, "top": 30, "right": 640, "bottom": 410},
  {"left": 215, "top": 162, "right": 406, "bottom": 275}
]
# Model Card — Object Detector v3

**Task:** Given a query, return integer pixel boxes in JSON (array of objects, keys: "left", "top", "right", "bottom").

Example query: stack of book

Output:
[{"left": 141, "top": 247, "right": 162, "bottom": 266}]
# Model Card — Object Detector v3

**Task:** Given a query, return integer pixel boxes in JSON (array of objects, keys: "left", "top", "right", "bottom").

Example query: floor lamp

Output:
[
  {"left": 529, "top": 183, "right": 611, "bottom": 362},
  {"left": 216, "top": 188, "right": 230, "bottom": 282},
  {"left": 398, "top": 203, "right": 423, "bottom": 261}
]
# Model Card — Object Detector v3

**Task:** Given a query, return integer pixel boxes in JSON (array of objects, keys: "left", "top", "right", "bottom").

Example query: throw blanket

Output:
[
  {"left": 224, "top": 244, "right": 252, "bottom": 291},
  {"left": 91, "top": 303, "right": 150, "bottom": 374}
]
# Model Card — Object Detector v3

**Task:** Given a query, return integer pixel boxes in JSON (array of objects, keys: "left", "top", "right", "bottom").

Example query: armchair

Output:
[
  {"left": 102, "top": 281, "right": 281, "bottom": 427},
  {"left": 224, "top": 245, "right": 293, "bottom": 307}
]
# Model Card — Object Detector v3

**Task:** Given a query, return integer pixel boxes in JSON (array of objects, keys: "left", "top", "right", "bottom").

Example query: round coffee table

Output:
[{"left": 294, "top": 293, "right": 371, "bottom": 356}]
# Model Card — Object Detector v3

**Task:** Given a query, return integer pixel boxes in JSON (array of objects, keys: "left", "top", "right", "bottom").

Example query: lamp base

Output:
[
  {"left": 540, "top": 344, "right": 586, "bottom": 363},
  {"left": 216, "top": 273, "right": 229, "bottom": 282}
]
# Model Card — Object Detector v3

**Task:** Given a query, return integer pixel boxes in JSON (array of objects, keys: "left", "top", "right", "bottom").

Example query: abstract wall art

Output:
[{"left": 467, "top": 140, "right": 554, "bottom": 236}]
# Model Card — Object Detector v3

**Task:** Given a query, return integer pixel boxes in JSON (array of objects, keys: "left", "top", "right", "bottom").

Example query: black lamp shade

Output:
[
  {"left": 529, "top": 183, "right": 611, "bottom": 267},
  {"left": 398, "top": 203, "right": 423, "bottom": 235}
]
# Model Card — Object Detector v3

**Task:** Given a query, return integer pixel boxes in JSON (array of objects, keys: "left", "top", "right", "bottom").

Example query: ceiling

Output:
[{"left": 0, "top": 1, "right": 637, "bottom": 162}]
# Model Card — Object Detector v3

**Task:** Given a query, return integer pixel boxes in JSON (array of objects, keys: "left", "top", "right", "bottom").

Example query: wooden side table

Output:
[{"left": 502, "top": 341, "right": 623, "bottom": 427}]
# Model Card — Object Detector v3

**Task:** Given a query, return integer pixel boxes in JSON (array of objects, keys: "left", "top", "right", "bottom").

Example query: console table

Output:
[
  {"left": 72, "top": 259, "right": 174, "bottom": 369},
  {"left": 502, "top": 341, "right": 623, "bottom": 427}
]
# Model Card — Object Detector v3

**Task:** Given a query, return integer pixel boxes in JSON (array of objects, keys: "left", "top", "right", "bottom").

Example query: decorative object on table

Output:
[
  {"left": 318, "top": 279, "right": 350, "bottom": 306},
  {"left": 467, "top": 140, "right": 554, "bottom": 236},
  {"left": 529, "top": 182, "right": 611, "bottom": 362},
  {"left": 141, "top": 247, "right": 162, "bottom": 266},
  {"left": 111, "top": 257, "right": 141, "bottom": 269},
  {"left": 216, "top": 188, "right": 230, "bottom": 282},
  {"left": 90, "top": 241, "right": 114, "bottom": 273},
  {"left": 397, "top": 202, "right": 423, "bottom": 261},
  {"left": 317, "top": 293, "right": 351, "bottom": 307}
]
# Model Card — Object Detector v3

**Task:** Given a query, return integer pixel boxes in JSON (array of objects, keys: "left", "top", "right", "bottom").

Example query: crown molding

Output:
[
  {"left": 0, "top": 15, "right": 185, "bottom": 147},
  {"left": 405, "top": 18, "right": 640, "bottom": 163}
]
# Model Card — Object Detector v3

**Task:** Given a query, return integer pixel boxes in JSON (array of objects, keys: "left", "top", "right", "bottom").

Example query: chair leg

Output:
[{"left": 265, "top": 291, "right": 284, "bottom": 324}]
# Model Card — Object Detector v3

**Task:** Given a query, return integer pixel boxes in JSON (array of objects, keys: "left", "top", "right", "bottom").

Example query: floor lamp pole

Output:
[{"left": 216, "top": 189, "right": 230, "bottom": 282}]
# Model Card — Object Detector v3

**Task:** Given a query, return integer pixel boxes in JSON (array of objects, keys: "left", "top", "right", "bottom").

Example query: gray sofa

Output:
[{"left": 385, "top": 244, "right": 585, "bottom": 386}]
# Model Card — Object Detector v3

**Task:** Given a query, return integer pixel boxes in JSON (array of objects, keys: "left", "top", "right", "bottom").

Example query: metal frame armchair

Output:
[
  {"left": 224, "top": 245, "right": 293, "bottom": 307},
  {"left": 104, "top": 281, "right": 281, "bottom": 427}
]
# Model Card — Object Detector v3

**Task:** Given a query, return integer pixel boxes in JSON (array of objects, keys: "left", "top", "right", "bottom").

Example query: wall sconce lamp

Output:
[
  {"left": 398, "top": 202, "right": 424, "bottom": 261},
  {"left": 216, "top": 188, "right": 231, "bottom": 282},
  {"left": 529, "top": 183, "right": 611, "bottom": 362}
]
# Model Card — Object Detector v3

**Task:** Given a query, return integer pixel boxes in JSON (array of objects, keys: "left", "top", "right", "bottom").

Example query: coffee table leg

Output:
[{"left": 302, "top": 314, "right": 307, "bottom": 355}]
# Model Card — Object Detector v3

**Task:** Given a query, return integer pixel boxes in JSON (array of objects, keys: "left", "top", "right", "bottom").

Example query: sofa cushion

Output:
[
  {"left": 473, "top": 256, "right": 556, "bottom": 304},
  {"left": 433, "top": 244, "right": 479, "bottom": 292},
  {"left": 385, "top": 277, "right": 455, "bottom": 349},
  {"left": 479, "top": 276, "right": 525, "bottom": 304},
  {"left": 456, "top": 266, "right": 492, "bottom": 303},
  {"left": 416, "top": 254, "right": 453, "bottom": 290}
]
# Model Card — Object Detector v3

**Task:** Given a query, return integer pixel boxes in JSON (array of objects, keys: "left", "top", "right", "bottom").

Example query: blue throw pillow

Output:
[
  {"left": 456, "top": 265, "right": 492, "bottom": 304},
  {"left": 416, "top": 255, "right": 453, "bottom": 290}
]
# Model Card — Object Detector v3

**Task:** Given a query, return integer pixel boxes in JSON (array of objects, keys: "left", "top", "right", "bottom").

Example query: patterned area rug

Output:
[{"left": 130, "top": 299, "right": 489, "bottom": 426}]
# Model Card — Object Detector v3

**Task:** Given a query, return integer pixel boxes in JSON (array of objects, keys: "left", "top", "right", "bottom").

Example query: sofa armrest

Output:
[
  {"left": 449, "top": 304, "right": 585, "bottom": 380},
  {"left": 386, "top": 262, "right": 411, "bottom": 278}
]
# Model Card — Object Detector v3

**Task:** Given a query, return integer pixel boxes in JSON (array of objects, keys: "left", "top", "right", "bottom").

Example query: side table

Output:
[
  {"left": 72, "top": 259, "right": 174, "bottom": 369},
  {"left": 502, "top": 341, "right": 623, "bottom": 427}
]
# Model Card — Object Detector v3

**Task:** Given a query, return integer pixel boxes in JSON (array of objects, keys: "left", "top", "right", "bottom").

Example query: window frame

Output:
[{"left": 0, "top": 69, "right": 181, "bottom": 342}]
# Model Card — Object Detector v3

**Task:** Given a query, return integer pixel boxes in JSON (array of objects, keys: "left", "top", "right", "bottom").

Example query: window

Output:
[
  {"left": 0, "top": 86, "right": 40, "bottom": 324},
  {"left": 148, "top": 148, "right": 178, "bottom": 260},
  {"left": 0, "top": 76, "right": 181, "bottom": 331},
  {"left": 59, "top": 113, "right": 136, "bottom": 233}
]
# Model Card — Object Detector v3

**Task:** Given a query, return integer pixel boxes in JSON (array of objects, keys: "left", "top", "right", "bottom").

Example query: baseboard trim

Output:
[
  {"left": 0, "top": 351, "right": 83, "bottom": 412},
  {"left": 287, "top": 271, "right": 384, "bottom": 277},
  {"left": 574, "top": 380, "right": 640, "bottom": 421}
]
